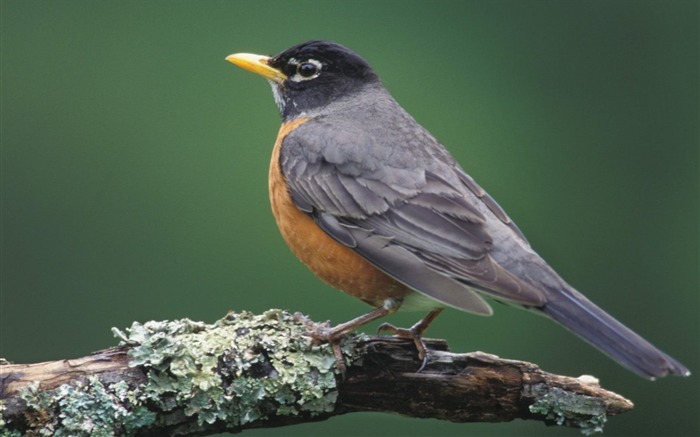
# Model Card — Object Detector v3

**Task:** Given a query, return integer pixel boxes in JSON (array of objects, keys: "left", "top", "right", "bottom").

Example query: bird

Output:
[{"left": 225, "top": 40, "right": 689, "bottom": 379}]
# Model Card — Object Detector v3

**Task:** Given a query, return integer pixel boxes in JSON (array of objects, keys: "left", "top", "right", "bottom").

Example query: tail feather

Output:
[{"left": 541, "top": 286, "right": 690, "bottom": 379}]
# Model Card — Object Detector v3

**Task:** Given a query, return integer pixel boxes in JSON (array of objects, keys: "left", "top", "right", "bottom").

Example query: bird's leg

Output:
[
  {"left": 293, "top": 298, "right": 401, "bottom": 375},
  {"left": 377, "top": 308, "right": 444, "bottom": 371}
]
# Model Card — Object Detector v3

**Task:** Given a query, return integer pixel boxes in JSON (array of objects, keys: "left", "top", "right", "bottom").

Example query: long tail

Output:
[{"left": 541, "top": 285, "right": 690, "bottom": 379}]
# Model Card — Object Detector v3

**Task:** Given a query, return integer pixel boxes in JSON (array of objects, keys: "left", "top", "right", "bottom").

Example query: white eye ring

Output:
[{"left": 290, "top": 59, "right": 322, "bottom": 82}]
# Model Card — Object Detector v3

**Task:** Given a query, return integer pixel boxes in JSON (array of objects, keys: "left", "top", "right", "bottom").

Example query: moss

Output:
[{"left": 528, "top": 384, "right": 607, "bottom": 435}]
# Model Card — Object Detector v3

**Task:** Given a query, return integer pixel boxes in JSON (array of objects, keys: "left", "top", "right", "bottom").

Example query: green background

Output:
[{"left": 2, "top": 1, "right": 698, "bottom": 436}]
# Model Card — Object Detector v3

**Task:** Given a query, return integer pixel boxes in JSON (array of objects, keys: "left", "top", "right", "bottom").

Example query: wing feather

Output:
[{"left": 280, "top": 122, "right": 546, "bottom": 310}]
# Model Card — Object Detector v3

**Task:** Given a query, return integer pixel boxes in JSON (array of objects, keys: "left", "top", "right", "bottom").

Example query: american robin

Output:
[{"left": 226, "top": 40, "right": 689, "bottom": 379}]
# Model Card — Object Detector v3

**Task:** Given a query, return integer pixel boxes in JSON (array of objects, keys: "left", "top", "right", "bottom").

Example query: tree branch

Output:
[{"left": 0, "top": 310, "right": 632, "bottom": 436}]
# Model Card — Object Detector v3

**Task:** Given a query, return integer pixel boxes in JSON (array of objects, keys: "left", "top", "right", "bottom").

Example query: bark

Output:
[{"left": 0, "top": 310, "right": 632, "bottom": 436}]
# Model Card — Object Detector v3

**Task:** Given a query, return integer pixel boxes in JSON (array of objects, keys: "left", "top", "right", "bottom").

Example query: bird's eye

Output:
[
  {"left": 298, "top": 62, "right": 319, "bottom": 78},
  {"left": 290, "top": 59, "right": 322, "bottom": 82}
]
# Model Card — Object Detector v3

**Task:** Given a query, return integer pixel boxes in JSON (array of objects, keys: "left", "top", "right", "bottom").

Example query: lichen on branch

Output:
[{"left": 1, "top": 310, "right": 633, "bottom": 436}]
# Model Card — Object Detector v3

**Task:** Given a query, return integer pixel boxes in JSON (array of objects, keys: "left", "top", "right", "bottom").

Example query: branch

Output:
[{"left": 0, "top": 310, "right": 633, "bottom": 436}]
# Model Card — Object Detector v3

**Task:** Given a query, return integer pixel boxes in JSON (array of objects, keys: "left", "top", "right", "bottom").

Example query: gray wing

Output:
[{"left": 280, "top": 118, "right": 546, "bottom": 314}]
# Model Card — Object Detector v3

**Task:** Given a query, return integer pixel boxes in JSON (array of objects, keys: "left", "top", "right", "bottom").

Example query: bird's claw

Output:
[
  {"left": 293, "top": 312, "right": 347, "bottom": 376},
  {"left": 376, "top": 308, "right": 443, "bottom": 372},
  {"left": 377, "top": 322, "right": 431, "bottom": 371}
]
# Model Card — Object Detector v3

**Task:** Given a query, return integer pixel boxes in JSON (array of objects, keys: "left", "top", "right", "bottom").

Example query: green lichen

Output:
[
  {"left": 3, "top": 310, "right": 358, "bottom": 435},
  {"left": 0, "top": 401, "right": 22, "bottom": 437},
  {"left": 528, "top": 384, "right": 607, "bottom": 435},
  {"left": 116, "top": 309, "right": 359, "bottom": 429},
  {"left": 15, "top": 376, "right": 154, "bottom": 436},
  {"left": 109, "top": 381, "right": 158, "bottom": 433}
]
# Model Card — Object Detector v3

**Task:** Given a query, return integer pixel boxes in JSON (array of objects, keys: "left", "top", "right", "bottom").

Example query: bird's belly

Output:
[{"left": 268, "top": 120, "right": 410, "bottom": 307}]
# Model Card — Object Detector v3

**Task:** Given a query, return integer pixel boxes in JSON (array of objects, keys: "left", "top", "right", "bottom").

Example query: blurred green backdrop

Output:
[{"left": 2, "top": 1, "right": 698, "bottom": 436}]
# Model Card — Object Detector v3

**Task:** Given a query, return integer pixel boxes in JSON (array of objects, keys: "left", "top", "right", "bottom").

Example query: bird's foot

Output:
[
  {"left": 292, "top": 312, "right": 349, "bottom": 376},
  {"left": 377, "top": 308, "right": 444, "bottom": 372},
  {"left": 293, "top": 306, "right": 395, "bottom": 376}
]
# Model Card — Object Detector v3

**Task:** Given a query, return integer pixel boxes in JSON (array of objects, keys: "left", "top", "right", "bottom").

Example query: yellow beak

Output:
[{"left": 225, "top": 53, "right": 287, "bottom": 83}]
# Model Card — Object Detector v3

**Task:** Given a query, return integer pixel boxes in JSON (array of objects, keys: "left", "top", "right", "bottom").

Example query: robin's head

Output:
[{"left": 227, "top": 41, "right": 380, "bottom": 120}]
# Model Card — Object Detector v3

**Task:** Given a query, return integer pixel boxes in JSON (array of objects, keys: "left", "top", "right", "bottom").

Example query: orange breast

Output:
[{"left": 268, "top": 119, "right": 410, "bottom": 307}]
